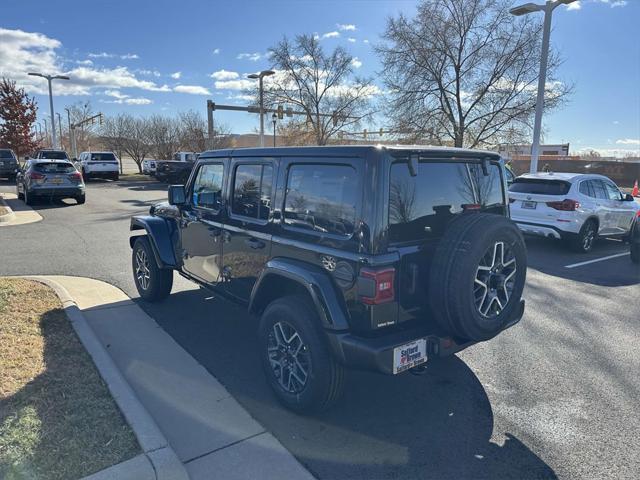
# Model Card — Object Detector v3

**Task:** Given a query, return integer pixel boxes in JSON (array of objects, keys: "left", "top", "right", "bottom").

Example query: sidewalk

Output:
[
  {"left": 29, "top": 276, "right": 315, "bottom": 480},
  {"left": 0, "top": 192, "right": 42, "bottom": 226}
]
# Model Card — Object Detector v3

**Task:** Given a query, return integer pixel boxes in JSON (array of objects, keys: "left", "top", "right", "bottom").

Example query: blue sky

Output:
[{"left": 1, "top": 0, "right": 638, "bottom": 156}]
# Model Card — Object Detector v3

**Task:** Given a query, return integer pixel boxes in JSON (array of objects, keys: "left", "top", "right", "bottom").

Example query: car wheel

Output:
[
  {"left": 76, "top": 194, "right": 86, "bottom": 205},
  {"left": 16, "top": 184, "right": 23, "bottom": 200},
  {"left": 82, "top": 168, "right": 89, "bottom": 181},
  {"left": 572, "top": 219, "right": 598, "bottom": 253},
  {"left": 429, "top": 213, "right": 527, "bottom": 341},
  {"left": 113, "top": 173, "right": 119, "bottom": 181},
  {"left": 24, "top": 187, "right": 33, "bottom": 206},
  {"left": 258, "top": 295, "right": 345, "bottom": 413},
  {"left": 132, "top": 236, "right": 173, "bottom": 301}
]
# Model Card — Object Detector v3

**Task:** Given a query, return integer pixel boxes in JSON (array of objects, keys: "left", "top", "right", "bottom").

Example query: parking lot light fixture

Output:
[
  {"left": 509, "top": 0, "right": 576, "bottom": 173},
  {"left": 247, "top": 70, "right": 276, "bottom": 147},
  {"left": 28, "top": 72, "right": 70, "bottom": 149}
]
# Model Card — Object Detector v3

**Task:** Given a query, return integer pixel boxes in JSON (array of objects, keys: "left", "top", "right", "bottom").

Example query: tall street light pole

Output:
[
  {"left": 247, "top": 70, "right": 275, "bottom": 147},
  {"left": 56, "top": 112, "right": 63, "bottom": 150},
  {"left": 510, "top": 0, "right": 576, "bottom": 173},
  {"left": 28, "top": 72, "right": 70, "bottom": 150},
  {"left": 272, "top": 113, "right": 277, "bottom": 147}
]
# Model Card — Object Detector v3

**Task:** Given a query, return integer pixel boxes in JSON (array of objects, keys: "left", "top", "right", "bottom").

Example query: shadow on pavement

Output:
[
  {"left": 140, "top": 288, "right": 556, "bottom": 480},
  {"left": 524, "top": 236, "right": 638, "bottom": 287}
]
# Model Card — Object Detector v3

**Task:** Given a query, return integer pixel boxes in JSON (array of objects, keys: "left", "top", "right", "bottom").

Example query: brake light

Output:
[
  {"left": 359, "top": 268, "right": 395, "bottom": 305},
  {"left": 70, "top": 171, "right": 82, "bottom": 181},
  {"left": 546, "top": 199, "right": 580, "bottom": 211},
  {"left": 462, "top": 203, "right": 481, "bottom": 211},
  {"left": 29, "top": 171, "right": 45, "bottom": 180}
]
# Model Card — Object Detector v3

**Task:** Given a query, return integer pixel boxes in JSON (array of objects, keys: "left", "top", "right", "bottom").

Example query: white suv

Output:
[
  {"left": 509, "top": 172, "right": 639, "bottom": 252},
  {"left": 78, "top": 151, "right": 120, "bottom": 180}
]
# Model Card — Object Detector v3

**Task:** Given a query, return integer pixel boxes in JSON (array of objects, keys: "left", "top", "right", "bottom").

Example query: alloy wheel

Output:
[
  {"left": 582, "top": 225, "right": 595, "bottom": 251},
  {"left": 135, "top": 248, "right": 151, "bottom": 290},
  {"left": 474, "top": 241, "right": 517, "bottom": 318},
  {"left": 267, "top": 321, "right": 310, "bottom": 394}
]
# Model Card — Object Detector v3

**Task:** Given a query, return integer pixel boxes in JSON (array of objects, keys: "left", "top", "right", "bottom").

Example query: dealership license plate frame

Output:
[
  {"left": 521, "top": 200, "right": 537, "bottom": 209},
  {"left": 392, "top": 338, "right": 427, "bottom": 374}
]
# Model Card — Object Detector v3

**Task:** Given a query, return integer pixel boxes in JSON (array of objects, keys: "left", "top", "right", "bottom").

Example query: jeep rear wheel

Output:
[
  {"left": 258, "top": 295, "right": 345, "bottom": 413},
  {"left": 429, "top": 213, "right": 527, "bottom": 341},
  {"left": 132, "top": 237, "right": 173, "bottom": 301}
]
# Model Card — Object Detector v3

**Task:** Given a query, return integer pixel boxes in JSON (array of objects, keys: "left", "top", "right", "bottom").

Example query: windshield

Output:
[
  {"left": 38, "top": 151, "right": 69, "bottom": 160},
  {"left": 91, "top": 153, "right": 116, "bottom": 161},
  {"left": 509, "top": 178, "right": 571, "bottom": 195},
  {"left": 0, "top": 150, "right": 15, "bottom": 160},
  {"left": 33, "top": 162, "right": 76, "bottom": 174}
]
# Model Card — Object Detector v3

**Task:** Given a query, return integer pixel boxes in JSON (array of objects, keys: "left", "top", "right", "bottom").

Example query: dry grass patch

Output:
[{"left": 0, "top": 278, "right": 140, "bottom": 480}]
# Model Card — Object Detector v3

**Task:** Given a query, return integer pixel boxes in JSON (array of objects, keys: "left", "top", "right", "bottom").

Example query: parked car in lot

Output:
[
  {"left": 631, "top": 216, "right": 640, "bottom": 264},
  {"left": 16, "top": 159, "right": 85, "bottom": 205},
  {"left": 78, "top": 151, "right": 120, "bottom": 180},
  {"left": 154, "top": 151, "right": 198, "bottom": 183},
  {"left": 142, "top": 159, "right": 157, "bottom": 175},
  {"left": 32, "top": 149, "right": 70, "bottom": 161},
  {"left": 0, "top": 148, "right": 19, "bottom": 181},
  {"left": 129, "top": 146, "right": 526, "bottom": 412},
  {"left": 509, "top": 172, "right": 640, "bottom": 252}
]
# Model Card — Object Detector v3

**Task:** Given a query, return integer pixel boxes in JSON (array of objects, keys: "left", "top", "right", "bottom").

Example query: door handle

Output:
[{"left": 245, "top": 238, "right": 265, "bottom": 249}]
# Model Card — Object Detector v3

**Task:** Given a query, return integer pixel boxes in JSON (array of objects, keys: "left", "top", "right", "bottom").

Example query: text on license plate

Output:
[
  {"left": 393, "top": 338, "right": 427, "bottom": 374},
  {"left": 50, "top": 178, "right": 63, "bottom": 184},
  {"left": 521, "top": 200, "right": 537, "bottom": 209}
]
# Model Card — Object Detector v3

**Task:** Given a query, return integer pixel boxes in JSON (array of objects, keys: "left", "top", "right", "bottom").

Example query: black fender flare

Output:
[
  {"left": 249, "top": 258, "right": 350, "bottom": 331},
  {"left": 129, "top": 216, "right": 177, "bottom": 268}
]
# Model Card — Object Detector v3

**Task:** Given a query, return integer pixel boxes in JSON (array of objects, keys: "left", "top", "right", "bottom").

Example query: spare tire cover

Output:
[{"left": 428, "top": 213, "right": 527, "bottom": 341}]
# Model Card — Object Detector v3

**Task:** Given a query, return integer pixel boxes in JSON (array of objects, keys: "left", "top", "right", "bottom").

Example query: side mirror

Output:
[
  {"left": 24, "top": 156, "right": 29, "bottom": 160},
  {"left": 624, "top": 193, "right": 635, "bottom": 202},
  {"left": 168, "top": 185, "right": 186, "bottom": 205},
  {"left": 72, "top": 157, "right": 78, "bottom": 162}
]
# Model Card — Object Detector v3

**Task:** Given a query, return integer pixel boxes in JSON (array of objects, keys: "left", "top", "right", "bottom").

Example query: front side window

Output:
[
  {"left": 591, "top": 180, "right": 609, "bottom": 200},
  {"left": 389, "top": 161, "right": 504, "bottom": 244},
  {"left": 192, "top": 163, "right": 224, "bottom": 210},
  {"left": 603, "top": 181, "right": 622, "bottom": 201},
  {"left": 284, "top": 164, "right": 357, "bottom": 237},
  {"left": 232, "top": 164, "right": 273, "bottom": 220}
]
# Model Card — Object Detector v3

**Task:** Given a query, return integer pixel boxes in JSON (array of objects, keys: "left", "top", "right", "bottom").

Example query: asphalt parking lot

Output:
[{"left": 1, "top": 179, "right": 638, "bottom": 479}]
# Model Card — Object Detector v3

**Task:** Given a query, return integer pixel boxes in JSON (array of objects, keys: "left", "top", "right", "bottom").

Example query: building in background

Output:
[{"left": 498, "top": 143, "right": 570, "bottom": 159}]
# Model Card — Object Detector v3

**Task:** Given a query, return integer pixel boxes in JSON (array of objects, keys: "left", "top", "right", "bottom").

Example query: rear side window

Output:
[
  {"left": 509, "top": 179, "right": 570, "bottom": 195},
  {"left": 579, "top": 181, "right": 594, "bottom": 197},
  {"left": 33, "top": 162, "right": 75, "bottom": 174},
  {"left": 591, "top": 180, "right": 608, "bottom": 200},
  {"left": 388, "top": 161, "right": 504, "bottom": 244},
  {"left": 192, "top": 163, "right": 224, "bottom": 210},
  {"left": 91, "top": 153, "right": 116, "bottom": 161},
  {"left": 38, "top": 151, "right": 68, "bottom": 160},
  {"left": 284, "top": 164, "right": 357, "bottom": 237},
  {"left": 232, "top": 164, "right": 273, "bottom": 220}
]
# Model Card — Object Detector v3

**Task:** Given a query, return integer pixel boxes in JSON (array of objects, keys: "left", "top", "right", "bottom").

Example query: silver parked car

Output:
[
  {"left": 509, "top": 172, "right": 639, "bottom": 252},
  {"left": 16, "top": 159, "right": 86, "bottom": 205}
]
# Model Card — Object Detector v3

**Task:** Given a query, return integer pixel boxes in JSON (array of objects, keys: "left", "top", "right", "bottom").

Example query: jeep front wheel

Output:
[
  {"left": 132, "top": 237, "right": 173, "bottom": 301},
  {"left": 258, "top": 295, "right": 345, "bottom": 413}
]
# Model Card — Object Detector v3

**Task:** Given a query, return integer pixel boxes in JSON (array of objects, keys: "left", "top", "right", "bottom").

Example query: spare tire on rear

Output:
[{"left": 429, "top": 213, "right": 527, "bottom": 341}]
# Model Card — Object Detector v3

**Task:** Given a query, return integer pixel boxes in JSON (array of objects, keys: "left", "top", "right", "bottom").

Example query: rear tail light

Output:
[
  {"left": 509, "top": 198, "right": 516, "bottom": 204},
  {"left": 546, "top": 199, "right": 580, "bottom": 211},
  {"left": 359, "top": 268, "right": 395, "bottom": 305},
  {"left": 70, "top": 172, "right": 82, "bottom": 182},
  {"left": 29, "top": 171, "right": 45, "bottom": 180},
  {"left": 462, "top": 203, "right": 481, "bottom": 211}
]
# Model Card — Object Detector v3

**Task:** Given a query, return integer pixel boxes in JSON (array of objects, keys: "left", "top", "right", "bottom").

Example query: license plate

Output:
[
  {"left": 521, "top": 200, "right": 537, "bottom": 209},
  {"left": 393, "top": 338, "right": 427, "bottom": 374},
  {"left": 50, "top": 178, "right": 63, "bottom": 184}
]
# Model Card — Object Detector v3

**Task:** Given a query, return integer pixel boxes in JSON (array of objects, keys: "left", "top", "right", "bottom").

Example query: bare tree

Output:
[
  {"left": 146, "top": 114, "right": 181, "bottom": 160},
  {"left": 263, "top": 34, "right": 375, "bottom": 145},
  {"left": 120, "top": 114, "right": 150, "bottom": 173},
  {"left": 100, "top": 114, "right": 130, "bottom": 173},
  {"left": 65, "top": 101, "right": 99, "bottom": 153},
  {"left": 377, "top": 0, "right": 570, "bottom": 148},
  {"left": 179, "top": 110, "right": 232, "bottom": 151}
]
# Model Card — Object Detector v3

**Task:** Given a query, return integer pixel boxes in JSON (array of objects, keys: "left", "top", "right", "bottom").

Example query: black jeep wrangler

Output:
[{"left": 130, "top": 146, "right": 526, "bottom": 412}]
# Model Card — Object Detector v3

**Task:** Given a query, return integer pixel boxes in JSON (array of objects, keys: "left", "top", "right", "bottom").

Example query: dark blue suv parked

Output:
[{"left": 130, "top": 145, "right": 527, "bottom": 412}]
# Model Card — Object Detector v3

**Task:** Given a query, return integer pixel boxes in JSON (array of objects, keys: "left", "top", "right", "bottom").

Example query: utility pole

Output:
[
  {"left": 27, "top": 72, "right": 70, "bottom": 149},
  {"left": 247, "top": 70, "right": 275, "bottom": 147}
]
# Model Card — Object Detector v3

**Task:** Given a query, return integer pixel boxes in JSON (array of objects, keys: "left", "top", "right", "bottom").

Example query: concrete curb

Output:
[
  {"left": 23, "top": 276, "right": 189, "bottom": 480},
  {"left": 0, "top": 194, "right": 15, "bottom": 223}
]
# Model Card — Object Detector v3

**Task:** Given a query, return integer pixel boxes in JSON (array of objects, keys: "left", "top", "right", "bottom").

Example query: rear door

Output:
[
  {"left": 180, "top": 161, "right": 226, "bottom": 284},
  {"left": 508, "top": 178, "right": 572, "bottom": 223},
  {"left": 590, "top": 180, "right": 616, "bottom": 234},
  {"left": 388, "top": 158, "right": 506, "bottom": 324},
  {"left": 221, "top": 158, "right": 276, "bottom": 301}
]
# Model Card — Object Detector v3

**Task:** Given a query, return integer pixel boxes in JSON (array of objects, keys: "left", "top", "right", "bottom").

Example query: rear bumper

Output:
[
  {"left": 85, "top": 170, "right": 117, "bottom": 177},
  {"left": 515, "top": 221, "right": 563, "bottom": 239},
  {"left": 0, "top": 167, "right": 18, "bottom": 176},
  {"left": 326, "top": 300, "right": 525, "bottom": 374},
  {"left": 30, "top": 186, "right": 84, "bottom": 197}
]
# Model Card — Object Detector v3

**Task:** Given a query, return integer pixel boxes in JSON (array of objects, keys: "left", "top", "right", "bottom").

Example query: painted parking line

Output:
[{"left": 565, "top": 252, "right": 630, "bottom": 269}]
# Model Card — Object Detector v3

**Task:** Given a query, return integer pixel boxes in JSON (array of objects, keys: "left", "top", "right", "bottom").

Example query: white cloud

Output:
[
  {"left": 363, "top": 39, "right": 370, "bottom": 44},
  {"left": 237, "top": 52, "right": 262, "bottom": 61},
  {"left": 610, "top": 0, "right": 627, "bottom": 6},
  {"left": 214, "top": 79, "right": 254, "bottom": 90},
  {"left": 615, "top": 138, "right": 640, "bottom": 145},
  {"left": 322, "top": 31, "right": 340, "bottom": 39},
  {"left": 68, "top": 66, "right": 171, "bottom": 92},
  {"left": 213, "top": 48, "right": 221, "bottom": 55},
  {"left": 347, "top": 37, "right": 356, "bottom": 43},
  {"left": 75, "top": 59, "right": 93, "bottom": 65},
  {"left": 566, "top": 1, "right": 581, "bottom": 10},
  {"left": 104, "top": 89, "right": 128, "bottom": 99},
  {"left": 121, "top": 53, "right": 139, "bottom": 59},
  {"left": 88, "top": 52, "right": 139, "bottom": 60},
  {"left": 137, "top": 69, "right": 161, "bottom": 77},
  {"left": 101, "top": 90, "right": 153, "bottom": 105},
  {"left": 88, "top": 52, "right": 114, "bottom": 58},
  {"left": 210, "top": 69, "right": 239, "bottom": 81},
  {"left": 337, "top": 24, "right": 356, "bottom": 31},
  {"left": 124, "top": 97, "right": 151, "bottom": 104},
  {"left": 351, "top": 57, "right": 362, "bottom": 68},
  {"left": 170, "top": 71, "right": 182, "bottom": 79},
  {"left": 227, "top": 93, "right": 254, "bottom": 102},
  {"left": 173, "top": 84, "right": 210, "bottom": 95}
]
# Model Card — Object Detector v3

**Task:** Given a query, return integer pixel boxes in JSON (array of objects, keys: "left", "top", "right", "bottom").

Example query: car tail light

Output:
[
  {"left": 509, "top": 198, "right": 516, "bottom": 204},
  {"left": 462, "top": 203, "right": 481, "bottom": 211},
  {"left": 546, "top": 199, "right": 580, "bottom": 211},
  {"left": 70, "top": 171, "right": 82, "bottom": 182},
  {"left": 29, "top": 171, "right": 45, "bottom": 180},
  {"left": 359, "top": 268, "right": 395, "bottom": 305}
]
